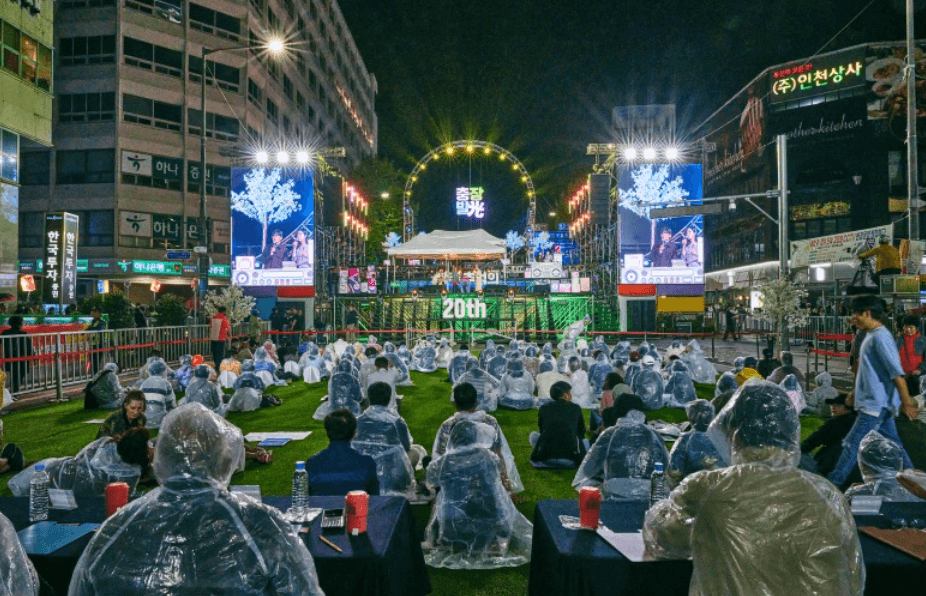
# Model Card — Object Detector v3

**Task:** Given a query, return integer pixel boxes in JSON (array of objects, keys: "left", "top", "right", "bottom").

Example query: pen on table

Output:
[{"left": 319, "top": 535, "right": 343, "bottom": 553}]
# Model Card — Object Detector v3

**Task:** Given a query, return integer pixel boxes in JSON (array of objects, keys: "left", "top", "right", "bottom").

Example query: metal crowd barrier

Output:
[{"left": 0, "top": 323, "right": 248, "bottom": 400}]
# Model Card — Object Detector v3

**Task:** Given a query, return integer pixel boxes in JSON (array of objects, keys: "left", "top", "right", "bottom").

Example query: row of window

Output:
[
  {"left": 20, "top": 210, "right": 114, "bottom": 248},
  {"left": 1, "top": 19, "right": 52, "bottom": 92}
]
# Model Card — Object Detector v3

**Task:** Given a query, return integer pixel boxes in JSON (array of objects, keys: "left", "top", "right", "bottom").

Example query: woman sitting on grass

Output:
[{"left": 97, "top": 390, "right": 147, "bottom": 440}]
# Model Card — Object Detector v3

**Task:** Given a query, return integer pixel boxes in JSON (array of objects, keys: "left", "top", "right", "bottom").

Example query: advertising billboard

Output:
[
  {"left": 0, "top": 183, "right": 17, "bottom": 296},
  {"left": 231, "top": 167, "right": 314, "bottom": 287},
  {"left": 619, "top": 164, "right": 704, "bottom": 286},
  {"left": 44, "top": 212, "right": 79, "bottom": 305}
]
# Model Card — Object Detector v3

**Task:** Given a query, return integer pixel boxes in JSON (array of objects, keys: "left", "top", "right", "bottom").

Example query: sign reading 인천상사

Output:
[
  {"left": 790, "top": 225, "right": 892, "bottom": 269},
  {"left": 769, "top": 48, "right": 866, "bottom": 104},
  {"left": 455, "top": 187, "right": 485, "bottom": 219}
]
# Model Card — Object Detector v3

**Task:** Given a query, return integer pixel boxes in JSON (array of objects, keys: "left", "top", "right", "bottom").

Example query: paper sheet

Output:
[
  {"left": 596, "top": 526, "right": 650, "bottom": 562},
  {"left": 49, "top": 489, "right": 78, "bottom": 510},
  {"left": 82, "top": 419, "right": 106, "bottom": 424},
  {"left": 244, "top": 432, "right": 312, "bottom": 442}
]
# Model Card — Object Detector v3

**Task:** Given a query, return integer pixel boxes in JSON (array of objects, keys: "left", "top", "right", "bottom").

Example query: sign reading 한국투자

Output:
[{"left": 44, "top": 212, "right": 79, "bottom": 305}]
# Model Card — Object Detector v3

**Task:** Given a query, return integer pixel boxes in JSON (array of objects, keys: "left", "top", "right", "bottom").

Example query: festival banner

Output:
[{"left": 790, "top": 225, "right": 891, "bottom": 268}]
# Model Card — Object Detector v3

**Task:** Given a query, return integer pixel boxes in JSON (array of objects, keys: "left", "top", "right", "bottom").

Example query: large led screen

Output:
[
  {"left": 231, "top": 167, "right": 314, "bottom": 287},
  {"left": 619, "top": 164, "right": 704, "bottom": 286}
]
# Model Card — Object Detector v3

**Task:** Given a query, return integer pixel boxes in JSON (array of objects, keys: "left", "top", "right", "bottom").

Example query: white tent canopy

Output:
[{"left": 387, "top": 229, "right": 506, "bottom": 260}]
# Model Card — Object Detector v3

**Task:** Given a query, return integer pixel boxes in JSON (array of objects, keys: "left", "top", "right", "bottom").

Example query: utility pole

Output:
[
  {"left": 907, "top": 0, "right": 920, "bottom": 241},
  {"left": 777, "top": 134, "right": 790, "bottom": 351}
]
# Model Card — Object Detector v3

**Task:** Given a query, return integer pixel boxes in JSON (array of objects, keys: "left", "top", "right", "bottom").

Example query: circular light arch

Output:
[{"left": 402, "top": 140, "right": 537, "bottom": 241}]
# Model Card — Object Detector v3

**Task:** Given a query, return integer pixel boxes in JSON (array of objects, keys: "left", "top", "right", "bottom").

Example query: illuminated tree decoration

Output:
[
  {"left": 755, "top": 278, "right": 809, "bottom": 347},
  {"left": 619, "top": 164, "right": 689, "bottom": 245},
  {"left": 505, "top": 230, "right": 525, "bottom": 262},
  {"left": 203, "top": 285, "right": 256, "bottom": 326},
  {"left": 385, "top": 232, "right": 402, "bottom": 248},
  {"left": 230, "top": 168, "right": 300, "bottom": 248}
]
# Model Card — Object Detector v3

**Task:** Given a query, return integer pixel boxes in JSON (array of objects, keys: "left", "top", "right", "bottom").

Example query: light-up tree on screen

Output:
[{"left": 230, "top": 168, "right": 300, "bottom": 248}]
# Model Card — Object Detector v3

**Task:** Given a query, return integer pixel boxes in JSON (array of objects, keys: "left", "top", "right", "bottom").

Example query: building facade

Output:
[
  {"left": 18, "top": 0, "right": 376, "bottom": 304},
  {"left": 1, "top": 0, "right": 53, "bottom": 297},
  {"left": 699, "top": 42, "right": 916, "bottom": 295}
]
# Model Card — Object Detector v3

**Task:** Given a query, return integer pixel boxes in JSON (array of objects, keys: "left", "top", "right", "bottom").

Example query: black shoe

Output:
[
  {"left": 9, "top": 445, "right": 24, "bottom": 472},
  {"left": 0, "top": 443, "right": 14, "bottom": 461}
]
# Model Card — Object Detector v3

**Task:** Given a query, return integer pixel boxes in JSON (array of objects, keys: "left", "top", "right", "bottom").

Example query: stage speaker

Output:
[{"left": 589, "top": 173, "right": 610, "bottom": 227}]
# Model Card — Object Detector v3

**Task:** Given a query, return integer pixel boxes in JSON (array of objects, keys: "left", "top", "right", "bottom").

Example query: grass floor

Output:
[{"left": 0, "top": 371, "right": 825, "bottom": 596}]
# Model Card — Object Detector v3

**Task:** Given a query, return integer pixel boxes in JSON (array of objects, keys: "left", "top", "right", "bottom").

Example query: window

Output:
[
  {"left": 267, "top": 8, "right": 278, "bottom": 30},
  {"left": 268, "top": 59, "right": 280, "bottom": 82},
  {"left": 187, "top": 109, "right": 239, "bottom": 142},
  {"left": 189, "top": 56, "right": 240, "bottom": 92},
  {"left": 61, "top": 0, "right": 116, "bottom": 8},
  {"left": 282, "top": 115, "right": 290, "bottom": 134},
  {"left": 189, "top": 4, "right": 240, "bottom": 41},
  {"left": 283, "top": 74, "right": 293, "bottom": 99},
  {"left": 297, "top": 16, "right": 306, "bottom": 36},
  {"left": 57, "top": 149, "right": 115, "bottom": 184},
  {"left": 59, "top": 35, "right": 116, "bottom": 66},
  {"left": 2, "top": 21, "right": 20, "bottom": 75},
  {"left": 59, "top": 92, "right": 115, "bottom": 122},
  {"left": 266, "top": 98, "right": 277, "bottom": 124},
  {"left": 121, "top": 154, "right": 183, "bottom": 191},
  {"left": 1, "top": 128, "right": 18, "bottom": 183},
  {"left": 248, "top": 78, "right": 262, "bottom": 106},
  {"left": 282, "top": 0, "right": 294, "bottom": 19},
  {"left": 296, "top": 91, "right": 305, "bottom": 110},
  {"left": 187, "top": 164, "right": 230, "bottom": 197},
  {"left": 124, "top": 0, "right": 182, "bottom": 23},
  {"left": 78, "top": 210, "right": 115, "bottom": 247},
  {"left": 123, "top": 37, "right": 183, "bottom": 78},
  {"left": 296, "top": 53, "right": 306, "bottom": 75},
  {"left": 20, "top": 212, "right": 44, "bottom": 248},
  {"left": 123, "top": 94, "right": 183, "bottom": 131},
  {"left": 20, "top": 151, "right": 49, "bottom": 186},
  {"left": 309, "top": 68, "right": 317, "bottom": 89}
]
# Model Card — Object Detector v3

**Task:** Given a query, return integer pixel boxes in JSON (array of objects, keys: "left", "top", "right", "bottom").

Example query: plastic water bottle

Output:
[
  {"left": 29, "top": 463, "right": 50, "bottom": 523},
  {"left": 291, "top": 461, "right": 309, "bottom": 520},
  {"left": 650, "top": 462, "right": 668, "bottom": 508}
]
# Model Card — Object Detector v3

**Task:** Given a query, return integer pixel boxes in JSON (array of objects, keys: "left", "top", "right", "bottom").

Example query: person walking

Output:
[
  {"left": 345, "top": 304, "right": 359, "bottom": 343},
  {"left": 86, "top": 306, "right": 108, "bottom": 374},
  {"left": 722, "top": 304, "right": 739, "bottom": 341},
  {"left": 209, "top": 306, "right": 231, "bottom": 368},
  {"left": 1, "top": 315, "right": 33, "bottom": 394}
]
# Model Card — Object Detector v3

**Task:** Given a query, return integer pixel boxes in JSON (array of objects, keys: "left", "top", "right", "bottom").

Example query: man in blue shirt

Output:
[
  {"left": 828, "top": 295, "right": 919, "bottom": 488},
  {"left": 307, "top": 409, "right": 380, "bottom": 496}
]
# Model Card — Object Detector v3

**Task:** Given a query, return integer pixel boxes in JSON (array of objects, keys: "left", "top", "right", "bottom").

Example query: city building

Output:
[
  {"left": 698, "top": 41, "right": 917, "bottom": 301},
  {"left": 18, "top": 0, "right": 377, "bottom": 304},
  {"left": 1, "top": 0, "right": 53, "bottom": 299}
]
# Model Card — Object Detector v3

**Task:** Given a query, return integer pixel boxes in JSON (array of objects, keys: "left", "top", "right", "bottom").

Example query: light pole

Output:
[{"left": 197, "top": 38, "right": 285, "bottom": 296}]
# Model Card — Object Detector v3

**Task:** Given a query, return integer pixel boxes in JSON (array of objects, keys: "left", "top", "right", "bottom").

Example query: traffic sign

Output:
[{"left": 166, "top": 251, "right": 191, "bottom": 261}]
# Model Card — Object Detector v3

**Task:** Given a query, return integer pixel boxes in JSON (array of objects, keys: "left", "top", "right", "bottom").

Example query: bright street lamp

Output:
[
  {"left": 624, "top": 147, "right": 637, "bottom": 160},
  {"left": 276, "top": 150, "right": 290, "bottom": 164},
  {"left": 665, "top": 147, "right": 679, "bottom": 160},
  {"left": 255, "top": 150, "right": 269, "bottom": 164},
  {"left": 643, "top": 147, "right": 656, "bottom": 160}
]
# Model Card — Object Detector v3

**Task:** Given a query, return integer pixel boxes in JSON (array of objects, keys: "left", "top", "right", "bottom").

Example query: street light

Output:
[{"left": 198, "top": 38, "right": 286, "bottom": 295}]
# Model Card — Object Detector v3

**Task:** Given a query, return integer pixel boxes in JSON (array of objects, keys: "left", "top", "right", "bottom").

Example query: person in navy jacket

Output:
[{"left": 307, "top": 409, "right": 380, "bottom": 496}]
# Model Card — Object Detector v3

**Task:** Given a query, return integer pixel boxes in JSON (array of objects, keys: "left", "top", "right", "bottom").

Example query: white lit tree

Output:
[
  {"left": 755, "top": 278, "right": 809, "bottom": 349},
  {"left": 619, "top": 164, "right": 689, "bottom": 245},
  {"left": 230, "top": 168, "right": 300, "bottom": 248},
  {"left": 384, "top": 232, "right": 402, "bottom": 248},
  {"left": 505, "top": 230, "right": 525, "bottom": 263},
  {"left": 203, "top": 285, "right": 256, "bottom": 326}
]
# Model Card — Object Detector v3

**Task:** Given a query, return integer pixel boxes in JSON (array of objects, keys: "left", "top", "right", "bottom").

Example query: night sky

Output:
[{"left": 339, "top": 0, "right": 924, "bottom": 235}]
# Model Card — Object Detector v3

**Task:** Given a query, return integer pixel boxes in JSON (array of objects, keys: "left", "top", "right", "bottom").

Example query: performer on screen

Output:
[
  {"left": 292, "top": 228, "right": 312, "bottom": 269},
  {"left": 647, "top": 226, "right": 678, "bottom": 268},
  {"left": 681, "top": 227, "right": 701, "bottom": 267},
  {"left": 260, "top": 229, "right": 288, "bottom": 269}
]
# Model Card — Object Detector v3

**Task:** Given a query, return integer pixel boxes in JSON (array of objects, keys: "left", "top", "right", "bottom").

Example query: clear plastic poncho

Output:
[
  {"left": 397, "top": 344, "right": 413, "bottom": 368},
  {"left": 68, "top": 403, "right": 324, "bottom": 596},
  {"left": 298, "top": 346, "right": 329, "bottom": 382},
  {"left": 644, "top": 381, "right": 865, "bottom": 596},
  {"left": 139, "top": 356, "right": 174, "bottom": 383},
  {"left": 423, "top": 418, "right": 532, "bottom": 569},
  {"left": 485, "top": 354, "right": 508, "bottom": 380},
  {"left": 353, "top": 406, "right": 415, "bottom": 498},
  {"left": 535, "top": 361, "right": 569, "bottom": 402},
  {"left": 180, "top": 366, "right": 227, "bottom": 416},
  {"left": 572, "top": 410, "right": 669, "bottom": 499},
  {"left": 313, "top": 360, "right": 363, "bottom": 420},
  {"left": 680, "top": 339, "right": 718, "bottom": 384},
  {"left": 91, "top": 363, "right": 125, "bottom": 409},
  {"left": 449, "top": 351, "right": 477, "bottom": 384},
  {"left": 845, "top": 431, "right": 922, "bottom": 502},
  {"left": 623, "top": 361, "right": 642, "bottom": 388},
  {"left": 809, "top": 371, "right": 839, "bottom": 416},
  {"left": 665, "top": 339, "right": 685, "bottom": 359},
  {"left": 765, "top": 351, "right": 805, "bottom": 388},
  {"left": 714, "top": 371, "right": 738, "bottom": 397},
  {"left": 479, "top": 340, "right": 496, "bottom": 369},
  {"left": 227, "top": 385, "right": 262, "bottom": 413},
  {"left": 432, "top": 410, "right": 524, "bottom": 494},
  {"left": 0, "top": 510, "right": 38, "bottom": 596},
  {"left": 233, "top": 361, "right": 265, "bottom": 392},
  {"left": 732, "top": 357, "right": 746, "bottom": 374},
  {"left": 557, "top": 340, "right": 579, "bottom": 374},
  {"left": 383, "top": 342, "right": 412, "bottom": 386},
  {"left": 435, "top": 339, "right": 454, "bottom": 369},
  {"left": 454, "top": 363, "right": 499, "bottom": 412},
  {"left": 496, "top": 360, "right": 536, "bottom": 411},
  {"left": 779, "top": 374, "right": 807, "bottom": 414},
  {"left": 567, "top": 357, "right": 595, "bottom": 409},
  {"left": 632, "top": 368, "right": 665, "bottom": 410},
  {"left": 140, "top": 360, "right": 177, "bottom": 429},
  {"left": 174, "top": 355, "right": 193, "bottom": 392},
  {"left": 664, "top": 370, "right": 697, "bottom": 407},
  {"left": 590, "top": 336, "right": 609, "bottom": 355},
  {"left": 611, "top": 340, "right": 632, "bottom": 362},
  {"left": 9, "top": 437, "right": 142, "bottom": 497},
  {"left": 416, "top": 346, "right": 438, "bottom": 373},
  {"left": 667, "top": 400, "right": 727, "bottom": 482},
  {"left": 254, "top": 348, "right": 286, "bottom": 387},
  {"left": 588, "top": 353, "right": 614, "bottom": 399}
]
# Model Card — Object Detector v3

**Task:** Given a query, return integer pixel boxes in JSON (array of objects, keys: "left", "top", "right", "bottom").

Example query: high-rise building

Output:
[
  {"left": 1, "top": 0, "right": 53, "bottom": 298},
  {"left": 18, "top": 0, "right": 377, "bottom": 304}
]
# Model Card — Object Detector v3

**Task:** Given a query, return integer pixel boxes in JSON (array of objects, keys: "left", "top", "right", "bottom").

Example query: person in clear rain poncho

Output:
[
  {"left": 68, "top": 403, "right": 324, "bottom": 596},
  {"left": 352, "top": 382, "right": 425, "bottom": 498},
  {"left": 415, "top": 342, "right": 438, "bottom": 373},
  {"left": 664, "top": 369, "right": 697, "bottom": 407},
  {"left": 809, "top": 371, "right": 840, "bottom": 417},
  {"left": 765, "top": 350, "right": 806, "bottom": 389},
  {"left": 9, "top": 429, "right": 149, "bottom": 497},
  {"left": 140, "top": 359, "right": 176, "bottom": 429},
  {"left": 497, "top": 359, "right": 536, "bottom": 410},
  {"left": 535, "top": 359, "right": 569, "bottom": 403},
  {"left": 681, "top": 339, "right": 718, "bottom": 384},
  {"left": 480, "top": 340, "right": 496, "bottom": 369},
  {"left": 559, "top": 315, "right": 590, "bottom": 352},
  {"left": 180, "top": 364, "right": 227, "bottom": 416},
  {"left": 314, "top": 359, "right": 363, "bottom": 420},
  {"left": 557, "top": 340, "right": 579, "bottom": 374},
  {"left": 667, "top": 399, "right": 727, "bottom": 482},
  {"left": 643, "top": 381, "right": 865, "bottom": 596},
  {"left": 566, "top": 357, "right": 595, "bottom": 409},
  {"left": 453, "top": 360, "right": 499, "bottom": 412},
  {"left": 397, "top": 344, "right": 413, "bottom": 369},
  {"left": 174, "top": 355, "right": 194, "bottom": 392},
  {"left": 731, "top": 357, "right": 746, "bottom": 375},
  {"left": 845, "top": 430, "right": 923, "bottom": 502},
  {"left": 779, "top": 373, "right": 807, "bottom": 414},
  {"left": 588, "top": 352, "right": 614, "bottom": 400},
  {"left": 487, "top": 353, "right": 508, "bottom": 380},
  {"left": 298, "top": 345, "right": 328, "bottom": 383},
  {"left": 449, "top": 345, "right": 477, "bottom": 384},
  {"left": 365, "top": 357, "right": 400, "bottom": 410},
  {"left": 423, "top": 417, "right": 533, "bottom": 569},
  {"left": 218, "top": 357, "right": 239, "bottom": 389},
  {"left": 88, "top": 362, "right": 125, "bottom": 409},
  {"left": 233, "top": 360, "right": 265, "bottom": 392},
  {"left": 522, "top": 345, "right": 541, "bottom": 378},
  {"left": 714, "top": 371, "right": 738, "bottom": 398},
  {"left": 434, "top": 383, "right": 524, "bottom": 494},
  {"left": 0, "top": 510, "right": 38, "bottom": 596},
  {"left": 227, "top": 375, "right": 263, "bottom": 413},
  {"left": 435, "top": 338, "right": 454, "bottom": 369},
  {"left": 254, "top": 347, "right": 286, "bottom": 387},
  {"left": 631, "top": 357, "right": 665, "bottom": 410},
  {"left": 383, "top": 342, "right": 413, "bottom": 386}
]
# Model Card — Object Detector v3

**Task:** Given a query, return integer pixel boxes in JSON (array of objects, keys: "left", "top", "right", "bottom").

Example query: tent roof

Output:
[{"left": 387, "top": 229, "right": 506, "bottom": 260}]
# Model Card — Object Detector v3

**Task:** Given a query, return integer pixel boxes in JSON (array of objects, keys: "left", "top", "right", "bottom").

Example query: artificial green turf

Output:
[{"left": 0, "top": 371, "right": 827, "bottom": 596}]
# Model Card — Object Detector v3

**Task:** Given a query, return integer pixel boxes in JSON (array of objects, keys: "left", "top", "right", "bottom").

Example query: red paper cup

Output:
[
  {"left": 345, "top": 490, "right": 369, "bottom": 534},
  {"left": 105, "top": 482, "right": 130, "bottom": 517},
  {"left": 579, "top": 487, "right": 601, "bottom": 529}
]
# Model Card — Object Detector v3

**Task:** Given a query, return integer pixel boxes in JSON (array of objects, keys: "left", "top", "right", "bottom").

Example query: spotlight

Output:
[
  {"left": 465, "top": 144, "right": 475, "bottom": 154},
  {"left": 643, "top": 148, "right": 656, "bottom": 160},
  {"left": 296, "top": 151, "right": 310, "bottom": 164},
  {"left": 624, "top": 147, "right": 637, "bottom": 160},
  {"left": 255, "top": 151, "right": 269, "bottom": 164},
  {"left": 483, "top": 146, "right": 492, "bottom": 155},
  {"left": 728, "top": 199, "right": 737, "bottom": 211},
  {"left": 276, "top": 151, "right": 290, "bottom": 164},
  {"left": 380, "top": 192, "right": 390, "bottom": 199},
  {"left": 665, "top": 147, "right": 679, "bottom": 160},
  {"left": 266, "top": 38, "right": 285, "bottom": 53}
]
